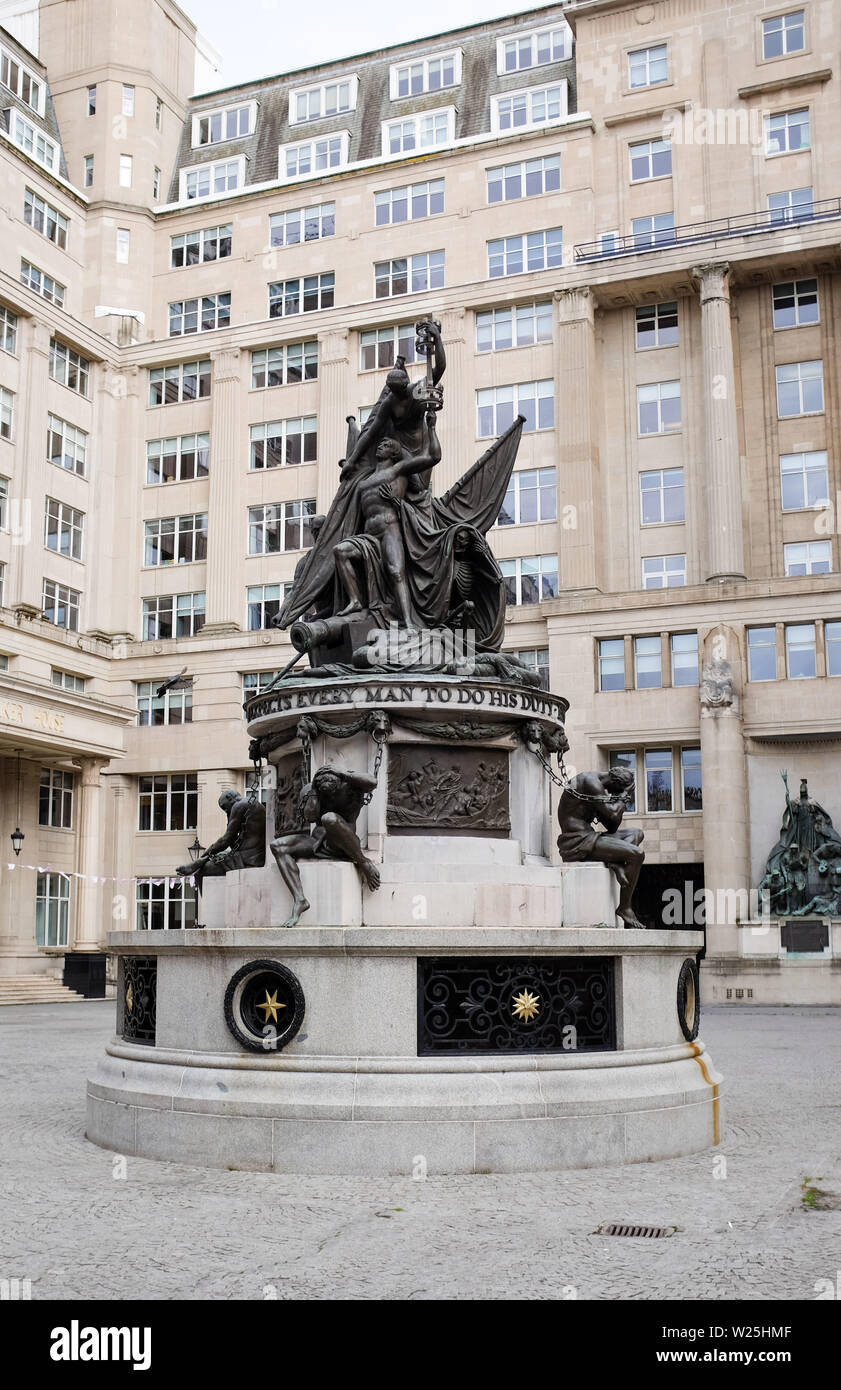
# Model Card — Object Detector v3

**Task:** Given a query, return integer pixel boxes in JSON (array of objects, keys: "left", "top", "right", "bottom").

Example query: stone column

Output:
[
  {"left": 692, "top": 263, "right": 746, "bottom": 582},
  {"left": 437, "top": 307, "right": 467, "bottom": 494},
  {"left": 85, "top": 363, "right": 120, "bottom": 638},
  {"left": 73, "top": 758, "right": 109, "bottom": 950},
  {"left": 698, "top": 628, "right": 750, "bottom": 958},
  {"left": 316, "top": 328, "right": 350, "bottom": 514},
  {"left": 13, "top": 317, "right": 51, "bottom": 615},
  {"left": 204, "top": 347, "right": 244, "bottom": 632},
  {"left": 554, "top": 287, "right": 604, "bottom": 592}
]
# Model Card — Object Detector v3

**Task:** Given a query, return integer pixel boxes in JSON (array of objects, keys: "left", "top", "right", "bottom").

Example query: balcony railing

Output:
[{"left": 573, "top": 197, "right": 841, "bottom": 263}]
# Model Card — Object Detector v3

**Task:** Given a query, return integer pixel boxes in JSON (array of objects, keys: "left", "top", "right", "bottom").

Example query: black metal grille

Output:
[
  {"left": 121, "top": 956, "right": 157, "bottom": 1045},
  {"left": 418, "top": 956, "right": 615, "bottom": 1055}
]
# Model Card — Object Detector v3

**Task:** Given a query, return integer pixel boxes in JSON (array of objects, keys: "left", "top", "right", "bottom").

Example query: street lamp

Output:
[
  {"left": 187, "top": 835, "right": 204, "bottom": 862},
  {"left": 10, "top": 826, "right": 24, "bottom": 857}
]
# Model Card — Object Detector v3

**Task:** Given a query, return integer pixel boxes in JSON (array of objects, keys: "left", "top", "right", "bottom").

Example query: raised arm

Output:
[
  {"left": 427, "top": 322, "right": 446, "bottom": 385},
  {"left": 342, "top": 770, "right": 378, "bottom": 793}
]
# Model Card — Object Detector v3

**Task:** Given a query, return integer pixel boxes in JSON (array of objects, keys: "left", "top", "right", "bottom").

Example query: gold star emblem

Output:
[
  {"left": 512, "top": 989, "right": 540, "bottom": 1023},
  {"left": 125, "top": 981, "right": 133, "bottom": 1013},
  {"left": 256, "top": 988, "right": 286, "bottom": 1025}
]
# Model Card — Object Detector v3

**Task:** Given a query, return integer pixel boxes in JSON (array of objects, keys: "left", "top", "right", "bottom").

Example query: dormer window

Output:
[
  {"left": 382, "top": 107, "right": 455, "bottom": 156},
  {"left": 1, "top": 44, "right": 43, "bottom": 115},
  {"left": 389, "top": 50, "right": 462, "bottom": 99},
  {"left": 496, "top": 23, "right": 572, "bottom": 75},
  {"left": 192, "top": 102, "right": 256, "bottom": 147},
  {"left": 491, "top": 84, "right": 567, "bottom": 134},
  {"left": 11, "top": 112, "right": 58, "bottom": 172},
  {"left": 289, "top": 77, "right": 358, "bottom": 125}
]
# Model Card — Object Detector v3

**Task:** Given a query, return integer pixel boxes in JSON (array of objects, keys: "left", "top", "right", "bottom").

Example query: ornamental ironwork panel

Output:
[
  {"left": 418, "top": 956, "right": 615, "bottom": 1055},
  {"left": 121, "top": 956, "right": 157, "bottom": 1045},
  {"left": 388, "top": 745, "right": 509, "bottom": 834}
]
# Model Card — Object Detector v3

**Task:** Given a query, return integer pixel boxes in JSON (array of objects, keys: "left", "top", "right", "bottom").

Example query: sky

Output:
[{"left": 186, "top": 0, "right": 535, "bottom": 92}]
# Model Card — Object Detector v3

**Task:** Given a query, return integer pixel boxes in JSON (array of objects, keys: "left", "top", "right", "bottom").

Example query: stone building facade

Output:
[{"left": 0, "top": 0, "right": 840, "bottom": 1000}]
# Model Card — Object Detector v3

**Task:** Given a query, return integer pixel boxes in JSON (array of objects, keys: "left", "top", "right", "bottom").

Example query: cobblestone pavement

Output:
[{"left": 0, "top": 1003, "right": 839, "bottom": 1301}]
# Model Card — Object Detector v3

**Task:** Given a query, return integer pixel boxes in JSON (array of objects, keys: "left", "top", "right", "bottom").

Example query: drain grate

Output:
[{"left": 598, "top": 1223, "right": 675, "bottom": 1238}]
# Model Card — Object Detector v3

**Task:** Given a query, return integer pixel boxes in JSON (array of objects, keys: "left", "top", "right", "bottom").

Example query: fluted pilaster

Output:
[
  {"left": 205, "top": 347, "right": 244, "bottom": 632},
  {"left": 692, "top": 263, "right": 746, "bottom": 582},
  {"left": 554, "top": 287, "right": 603, "bottom": 592}
]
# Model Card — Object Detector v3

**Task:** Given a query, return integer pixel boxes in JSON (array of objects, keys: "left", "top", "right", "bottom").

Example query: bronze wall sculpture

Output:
[{"left": 758, "top": 772, "right": 841, "bottom": 916}]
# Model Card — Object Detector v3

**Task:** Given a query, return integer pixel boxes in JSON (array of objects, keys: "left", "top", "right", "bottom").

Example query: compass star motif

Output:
[
  {"left": 512, "top": 989, "right": 540, "bottom": 1023},
  {"left": 125, "top": 981, "right": 133, "bottom": 1013},
  {"left": 255, "top": 988, "right": 286, "bottom": 1025}
]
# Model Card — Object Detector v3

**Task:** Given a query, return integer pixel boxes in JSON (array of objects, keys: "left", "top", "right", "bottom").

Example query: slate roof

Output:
[
  {"left": 168, "top": 4, "right": 576, "bottom": 200},
  {"left": 0, "top": 24, "right": 68, "bottom": 181}
]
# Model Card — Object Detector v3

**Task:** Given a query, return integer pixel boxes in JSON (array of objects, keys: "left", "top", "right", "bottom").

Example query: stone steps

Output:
[{"left": 0, "top": 976, "right": 87, "bottom": 1005}]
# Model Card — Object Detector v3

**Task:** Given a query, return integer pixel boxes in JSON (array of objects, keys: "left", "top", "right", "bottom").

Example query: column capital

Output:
[
  {"left": 691, "top": 262, "right": 732, "bottom": 302},
  {"left": 439, "top": 307, "right": 466, "bottom": 343},
  {"left": 554, "top": 285, "right": 595, "bottom": 326},
  {"left": 210, "top": 346, "right": 242, "bottom": 383},
  {"left": 75, "top": 757, "right": 109, "bottom": 787},
  {"left": 28, "top": 317, "right": 53, "bottom": 357},
  {"left": 318, "top": 327, "right": 350, "bottom": 365}
]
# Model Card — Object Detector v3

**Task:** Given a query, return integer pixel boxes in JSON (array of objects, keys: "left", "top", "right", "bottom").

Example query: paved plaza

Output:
[{"left": 1, "top": 1002, "right": 839, "bottom": 1301}]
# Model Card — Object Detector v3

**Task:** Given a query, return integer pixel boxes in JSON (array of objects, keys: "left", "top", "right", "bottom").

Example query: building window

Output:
[
  {"left": 149, "top": 362, "right": 211, "bottom": 406},
  {"left": 598, "top": 230, "right": 620, "bottom": 254},
  {"left": 486, "top": 155, "right": 560, "bottom": 205},
  {"left": 280, "top": 134, "right": 348, "bottom": 179},
  {"left": 42, "top": 579, "right": 80, "bottom": 631},
  {"left": 747, "top": 627, "right": 777, "bottom": 682},
  {"left": 642, "top": 554, "right": 686, "bottom": 588},
  {"left": 635, "top": 635, "right": 662, "bottom": 689},
  {"left": 269, "top": 273, "right": 334, "bottom": 318},
  {"left": 630, "top": 138, "right": 671, "bottom": 181},
  {"left": 768, "top": 187, "right": 813, "bottom": 222},
  {"left": 775, "top": 360, "right": 823, "bottom": 417},
  {"left": 45, "top": 498, "right": 84, "bottom": 560},
  {"left": 681, "top": 748, "right": 703, "bottom": 811},
  {"left": 0, "top": 476, "right": 7, "bottom": 527},
  {"left": 785, "top": 622, "right": 816, "bottom": 678},
  {"left": 122, "top": 84, "right": 135, "bottom": 116},
  {"left": 477, "top": 380, "right": 554, "bottom": 437},
  {"left": 514, "top": 647, "right": 550, "bottom": 691},
  {"left": 477, "top": 302, "right": 552, "bottom": 352},
  {"left": 632, "top": 212, "right": 675, "bottom": 249},
  {"left": 142, "top": 593, "right": 205, "bottom": 640},
  {"left": 360, "top": 324, "right": 417, "bottom": 372},
  {"left": 499, "top": 555, "right": 558, "bottom": 606},
  {"left": 170, "top": 224, "right": 232, "bottom": 267},
  {"left": 249, "top": 417, "right": 317, "bottom": 468},
  {"left": 35, "top": 874, "right": 70, "bottom": 947},
  {"left": 637, "top": 380, "right": 681, "bottom": 434},
  {"left": 87, "top": 85, "right": 96, "bottom": 115},
  {"left": 671, "top": 632, "right": 699, "bottom": 686},
  {"left": 375, "top": 252, "right": 444, "bottom": 298},
  {"left": 772, "top": 278, "right": 818, "bottom": 329},
  {"left": 497, "top": 468, "right": 556, "bottom": 526},
  {"left": 38, "top": 768, "right": 74, "bottom": 827},
  {"left": 1, "top": 44, "right": 42, "bottom": 111},
  {"left": 20, "top": 259, "right": 65, "bottom": 307},
  {"left": 138, "top": 773, "right": 198, "bottom": 831},
  {"left": 146, "top": 434, "right": 210, "bottom": 484},
  {"left": 640, "top": 468, "right": 684, "bottom": 525},
  {"left": 628, "top": 43, "right": 668, "bottom": 89},
  {"left": 116, "top": 229, "right": 130, "bottom": 264},
  {"left": 193, "top": 102, "right": 254, "bottom": 145},
  {"left": 181, "top": 158, "right": 243, "bottom": 200},
  {"left": 156, "top": 97, "right": 163, "bottom": 131},
  {"left": 25, "top": 190, "right": 68, "bottom": 248},
  {"left": 49, "top": 339, "right": 90, "bottom": 396},
  {"left": 0, "top": 304, "right": 18, "bottom": 354},
  {"left": 765, "top": 108, "right": 810, "bottom": 155},
  {"left": 52, "top": 668, "right": 85, "bottom": 693},
  {"left": 251, "top": 342, "right": 318, "bottom": 388},
  {"left": 635, "top": 301, "right": 678, "bottom": 348},
  {"left": 598, "top": 639, "right": 625, "bottom": 692},
  {"left": 247, "top": 583, "right": 286, "bottom": 630},
  {"left": 780, "top": 451, "right": 828, "bottom": 510},
  {"left": 487, "top": 228, "right": 562, "bottom": 279},
  {"left": 763, "top": 11, "right": 805, "bottom": 59},
  {"left": 248, "top": 500, "right": 316, "bottom": 554},
  {"left": 609, "top": 750, "right": 637, "bottom": 811},
  {"left": 153, "top": 167, "right": 161, "bottom": 200},
  {"left": 119, "top": 154, "right": 132, "bottom": 187},
  {"left": 144, "top": 514, "right": 208, "bottom": 566},
  {"left": 497, "top": 24, "right": 570, "bottom": 73},
  {"left": 136, "top": 680, "right": 193, "bottom": 726},
  {"left": 383, "top": 107, "right": 454, "bottom": 155},
  {"left": 242, "top": 671, "right": 284, "bottom": 700},
  {"left": 825, "top": 622, "right": 841, "bottom": 677},
  {"left": 168, "top": 293, "right": 231, "bottom": 335},
  {"left": 270, "top": 203, "right": 334, "bottom": 246},
  {"left": 0, "top": 387, "right": 13, "bottom": 441},
  {"left": 390, "top": 51, "right": 461, "bottom": 97},
  {"left": 136, "top": 878, "right": 196, "bottom": 930},
  {"left": 645, "top": 749, "right": 673, "bottom": 812},
  {"left": 784, "top": 540, "right": 831, "bottom": 576},
  {"left": 290, "top": 77, "right": 357, "bottom": 124},
  {"left": 84, "top": 154, "right": 94, "bottom": 187},
  {"left": 375, "top": 180, "right": 444, "bottom": 225},
  {"left": 12, "top": 113, "right": 58, "bottom": 170},
  {"left": 492, "top": 84, "right": 567, "bottom": 134}
]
